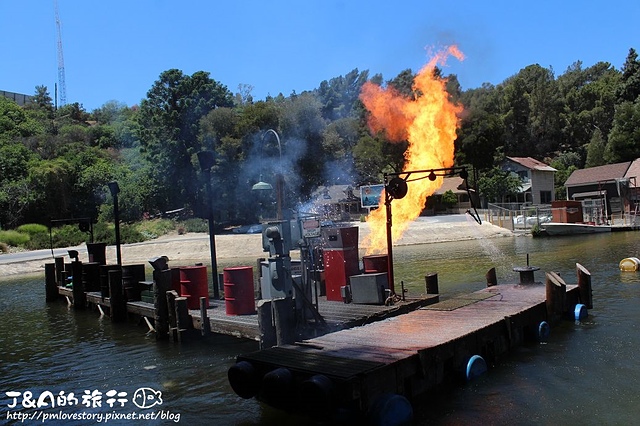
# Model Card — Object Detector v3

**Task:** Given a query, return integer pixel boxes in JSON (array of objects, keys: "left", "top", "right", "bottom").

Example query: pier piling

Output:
[
  {"left": 545, "top": 272, "right": 567, "bottom": 324},
  {"left": 425, "top": 273, "right": 439, "bottom": 294},
  {"left": 71, "top": 260, "right": 85, "bottom": 310},
  {"left": 486, "top": 267, "right": 497, "bottom": 287},
  {"left": 257, "top": 299, "right": 277, "bottom": 349},
  {"left": 45, "top": 263, "right": 58, "bottom": 302},
  {"left": 108, "top": 269, "right": 127, "bottom": 322},
  {"left": 153, "top": 269, "right": 171, "bottom": 340},
  {"left": 576, "top": 263, "right": 593, "bottom": 309}
]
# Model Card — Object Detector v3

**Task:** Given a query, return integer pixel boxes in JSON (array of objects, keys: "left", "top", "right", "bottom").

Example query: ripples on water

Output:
[{"left": 2, "top": 231, "right": 640, "bottom": 424}]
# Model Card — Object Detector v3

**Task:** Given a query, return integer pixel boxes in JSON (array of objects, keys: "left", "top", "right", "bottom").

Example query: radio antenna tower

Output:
[{"left": 54, "top": 0, "right": 67, "bottom": 107}]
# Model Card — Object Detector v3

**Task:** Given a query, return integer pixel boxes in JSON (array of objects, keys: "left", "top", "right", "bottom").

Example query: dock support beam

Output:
[
  {"left": 166, "top": 290, "right": 179, "bottom": 342},
  {"left": 45, "top": 263, "right": 58, "bottom": 302},
  {"left": 258, "top": 299, "right": 277, "bottom": 349},
  {"left": 71, "top": 260, "right": 85, "bottom": 309},
  {"left": 576, "top": 263, "right": 593, "bottom": 309},
  {"left": 175, "top": 297, "right": 189, "bottom": 343},
  {"left": 200, "top": 297, "right": 211, "bottom": 336},
  {"left": 425, "top": 273, "right": 439, "bottom": 294},
  {"left": 486, "top": 267, "right": 497, "bottom": 287},
  {"left": 545, "top": 272, "right": 566, "bottom": 325},
  {"left": 274, "top": 297, "right": 295, "bottom": 346},
  {"left": 154, "top": 269, "right": 171, "bottom": 340},
  {"left": 54, "top": 256, "right": 65, "bottom": 286},
  {"left": 109, "top": 269, "right": 127, "bottom": 322}
]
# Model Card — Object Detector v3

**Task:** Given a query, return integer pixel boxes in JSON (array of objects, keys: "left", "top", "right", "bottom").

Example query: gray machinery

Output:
[
  {"left": 260, "top": 218, "right": 325, "bottom": 328},
  {"left": 260, "top": 220, "right": 295, "bottom": 299}
]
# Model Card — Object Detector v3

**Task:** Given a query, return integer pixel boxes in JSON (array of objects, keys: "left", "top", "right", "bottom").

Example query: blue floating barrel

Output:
[
  {"left": 300, "top": 374, "right": 334, "bottom": 416},
  {"left": 574, "top": 303, "right": 588, "bottom": 321},
  {"left": 227, "top": 361, "right": 259, "bottom": 399},
  {"left": 368, "top": 393, "right": 413, "bottom": 426},
  {"left": 466, "top": 355, "right": 487, "bottom": 381},
  {"left": 538, "top": 321, "right": 550, "bottom": 342},
  {"left": 260, "top": 367, "right": 293, "bottom": 410}
]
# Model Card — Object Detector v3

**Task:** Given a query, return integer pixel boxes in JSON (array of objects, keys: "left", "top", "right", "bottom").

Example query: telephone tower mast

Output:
[{"left": 54, "top": 0, "right": 67, "bottom": 107}]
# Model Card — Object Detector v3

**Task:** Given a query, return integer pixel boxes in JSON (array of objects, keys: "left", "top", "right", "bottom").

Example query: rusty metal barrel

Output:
[{"left": 223, "top": 266, "right": 256, "bottom": 315}]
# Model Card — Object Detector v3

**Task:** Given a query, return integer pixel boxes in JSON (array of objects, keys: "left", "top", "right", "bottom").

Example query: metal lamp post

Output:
[
  {"left": 108, "top": 181, "right": 122, "bottom": 266},
  {"left": 252, "top": 129, "right": 284, "bottom": 220},
  {"left": 197, "top": 151, "right": 220, "bottom": 299}
]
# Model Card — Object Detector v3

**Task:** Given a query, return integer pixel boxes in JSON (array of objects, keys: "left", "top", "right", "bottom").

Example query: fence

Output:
[
  {"left": 485, "top": 203, "right": 552, "bottom": 232},
  {"left": 486, "top": 203, "right": 640, "bottom": 231}
]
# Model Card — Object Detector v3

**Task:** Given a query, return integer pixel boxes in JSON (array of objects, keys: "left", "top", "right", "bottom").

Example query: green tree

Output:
[
  {"left": 455, "top": 109, "right": 504, "bottom": 172},
  {"left": 279, "top": 92, "right": 327, "bottom": 197},
  {"left": 0, "top": 97, "right": 44, "bottom": 140},
  {"left": 605, "top": 99, "right": 640, "bottom": 163},
  {"left": 316, "top": 68, "right": 369, "bottom": 120},
  {"left": 557, "top": 61, "right": 620, "bottom": 156},
  {"left": 478, "top": 167, "right": 523, "bottom": 204},
  {"left": 585, "top": 128, "right": 606, "bottom": 167},
  {"left": 136, "top": 69, "right": 234, "bottom": 211},
  {"left": 441, "top": 190, "right": 458, "bottom": 208},
  {"left": 549, "top": 152, "right": 580, "bottom": 200},
  {"left": 616, "top": 48, "right": 640, "bottom": 103},
  {"left": 24, "top": 85, "right": 55, "bottom": 119}
]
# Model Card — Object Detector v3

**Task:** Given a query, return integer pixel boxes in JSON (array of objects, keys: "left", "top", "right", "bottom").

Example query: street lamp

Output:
[
  {"left": 251, "top": 179, "right": 273, "bottom": 191},
  {"left": 108, "top": 181, "right": 122, "bottom": 266},
  {"left": 252, "top": 129, "right": 284, "bottom": 220},
  {"left": 197, "top": 150, "right": 220, "bottom": 299}
]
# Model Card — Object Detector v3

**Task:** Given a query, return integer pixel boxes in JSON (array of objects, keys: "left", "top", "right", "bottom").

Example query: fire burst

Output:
[{"left": 359, "top": 46, "right": 465, "bottom": 254}]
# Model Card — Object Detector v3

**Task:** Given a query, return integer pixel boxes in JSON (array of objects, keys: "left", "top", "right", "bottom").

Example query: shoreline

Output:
[{"left": 0, "top": 216, "right": 514, "bottom": 278}]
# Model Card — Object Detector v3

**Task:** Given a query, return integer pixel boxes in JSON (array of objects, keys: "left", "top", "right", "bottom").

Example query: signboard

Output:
[
  {"left": 360, "top": 184, "right": 384, "bottom": 208},
  {"left": 301, "top": 218, "right": 321, "bottom": 238}
]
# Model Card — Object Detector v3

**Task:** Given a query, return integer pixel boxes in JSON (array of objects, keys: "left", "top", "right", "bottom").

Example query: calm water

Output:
[{"left": 2, "top": 229, "right": 640, "bottom": 425}]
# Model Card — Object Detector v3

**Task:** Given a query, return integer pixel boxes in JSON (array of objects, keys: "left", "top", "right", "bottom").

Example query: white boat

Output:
[{"left": 542, "top": 222, "right": 611, "bottom": 236}]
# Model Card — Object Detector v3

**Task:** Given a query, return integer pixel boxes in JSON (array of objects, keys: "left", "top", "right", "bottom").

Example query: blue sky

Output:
[{"left": 2, "top": 1, "right": 638, "bottom": 111}]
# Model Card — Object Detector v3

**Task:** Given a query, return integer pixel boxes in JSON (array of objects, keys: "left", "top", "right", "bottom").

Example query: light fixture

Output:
[
  {"left": 107, "top": 181, "right": 120, "bottom": 196},
  {"left": 428, "top": 171, "right": 437, "bottom": 181},
  {"left": 252, "top": 180, "right": 273, "bottom": 191},
  {"left": 68, "top": 250, "right": 79, "bottom": 262},
  {"left": 148, "top": 256, "right": 169, "bottom": 271}
]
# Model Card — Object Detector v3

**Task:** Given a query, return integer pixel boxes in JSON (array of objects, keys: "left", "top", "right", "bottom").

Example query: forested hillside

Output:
[{"left": 1, "top": 48, "right": 639, "bottom": 229}]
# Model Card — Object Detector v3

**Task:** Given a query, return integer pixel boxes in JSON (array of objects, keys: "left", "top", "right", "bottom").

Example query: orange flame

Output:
[{"left": 359, "top": 46, "right": 464, "bottom": 254}]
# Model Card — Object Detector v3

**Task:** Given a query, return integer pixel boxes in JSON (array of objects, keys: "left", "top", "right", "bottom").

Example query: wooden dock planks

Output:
[
  {"left": 190, "top": 295, "right": 439, "bottom": 341},
  {"left": 308, "top": 283, "right": 565, "bottom": 352}
]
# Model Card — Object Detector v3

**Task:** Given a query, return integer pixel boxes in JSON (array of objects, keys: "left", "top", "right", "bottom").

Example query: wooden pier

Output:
[
  {"left": 52, "top": 260, "right": 440, "bottom": 343},
  {"left": 227, "top": 264, "right": 593, "bottom": 424}
]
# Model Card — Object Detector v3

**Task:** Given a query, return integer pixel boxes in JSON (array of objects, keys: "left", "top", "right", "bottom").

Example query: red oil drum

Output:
[
  {"left": 179, "top": 265, "right": 209, "bottom": 310},
  {"left": 223, "top": 266, "right": 256, "bottom": 315}
]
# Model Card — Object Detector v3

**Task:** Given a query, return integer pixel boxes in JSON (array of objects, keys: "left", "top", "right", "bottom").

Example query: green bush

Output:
[
  {"left": 531, "top": 223, "right": 542, "bottom": 237},
  {"left": 93, "top": 222, "right": 115, "bottom": 245},
  {"left": 136, "top": 219, "right": 176, "bottom": 238},
  {"left": 49, "top": 225, "right": 87, "bottom": 248},
  {"left": 183, "top": 218, "right": 208, "bottom": 233},
  {"left": 120, "top": 224, "right": 145, "bottom": 244},
  {"left": 17, "top": 223, "right": 49, "bottom": 235},
  {"left": 25, "top": 232, "right": 52, "bottom": 250},
  {"left": 0, "top": 230, "right": 31, "bottom": 247},
  {"left": 17, "top": 223, "right": 51, "bottom": 250}
]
